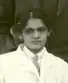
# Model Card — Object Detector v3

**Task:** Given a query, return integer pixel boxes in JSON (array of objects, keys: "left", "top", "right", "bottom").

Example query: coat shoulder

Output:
[
  {"left": 0, "top": 50, "right": 25, "bottom": 64},
  {"left": 47, "top": 52, "right": 68, "bottom": 67}
]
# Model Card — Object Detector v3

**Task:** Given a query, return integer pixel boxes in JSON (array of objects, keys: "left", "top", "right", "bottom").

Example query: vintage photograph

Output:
[{"left": 0, "top": 0, "right": 68, "bottom": 83}]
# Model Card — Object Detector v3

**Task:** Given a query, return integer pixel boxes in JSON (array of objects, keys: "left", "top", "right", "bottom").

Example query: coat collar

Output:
[{"left": 16, "top": 44, "right": 54, "bottom": 68}]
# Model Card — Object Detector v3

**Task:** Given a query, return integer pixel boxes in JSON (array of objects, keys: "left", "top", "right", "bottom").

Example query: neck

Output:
[{"left": 27, "top": 47, "right": 43, "bottom": 54}]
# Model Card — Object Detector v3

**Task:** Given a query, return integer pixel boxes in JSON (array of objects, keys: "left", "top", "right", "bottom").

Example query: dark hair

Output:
[
  {"left": 18, "top": 8, "right": 51, "bottom": 32},
  {"left": 13, "top": 8, "right": 52, "bottom": 35}
]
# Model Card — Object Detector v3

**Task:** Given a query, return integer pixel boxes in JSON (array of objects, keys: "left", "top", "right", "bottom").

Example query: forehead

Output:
[{"left": 25, "top": 18, "right": 47, "bottom": 29}]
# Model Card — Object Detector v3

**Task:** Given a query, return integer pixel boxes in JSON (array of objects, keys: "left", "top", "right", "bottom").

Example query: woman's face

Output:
[{"left": 21, "top": 18, "right": 50, "bottom": 53}]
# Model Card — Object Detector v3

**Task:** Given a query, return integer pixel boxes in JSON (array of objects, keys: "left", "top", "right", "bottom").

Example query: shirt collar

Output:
[
  {"left": 37, "top": 47, "right": 47, "bottom": 59},
  {"left": 23, "top": 45, "right": 47, "bottom": 60},
  {"left": 23, "top": 45, "right": 35, "bottom": 60},
  {"left": 17, "top": 44, "right": 47, "bottom": 60}
]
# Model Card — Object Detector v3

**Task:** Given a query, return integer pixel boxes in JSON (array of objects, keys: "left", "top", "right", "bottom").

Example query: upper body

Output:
[
  {"left": 0, "top": 8, "right": 68, "bottom": 83},
  {"left": 0, "top": 45, "right": 68, "bottom": 83}
]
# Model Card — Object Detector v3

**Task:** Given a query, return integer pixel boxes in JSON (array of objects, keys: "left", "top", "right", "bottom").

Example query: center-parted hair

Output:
[
  {"left": 12, "top": 8, "right": 52, "bottom": 35},
  {"left": 19, "top": 8, "right": 51, "bottom": 32}
]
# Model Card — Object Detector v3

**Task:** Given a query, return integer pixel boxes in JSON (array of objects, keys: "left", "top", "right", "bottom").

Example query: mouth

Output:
[{"left": 32, "top": 41, "right": 41, "bottom": 44}]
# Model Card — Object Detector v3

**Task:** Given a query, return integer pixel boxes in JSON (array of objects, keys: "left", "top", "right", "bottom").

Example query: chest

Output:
[{"left": 2, "top": 56, "right": 63, "bottom": 83}]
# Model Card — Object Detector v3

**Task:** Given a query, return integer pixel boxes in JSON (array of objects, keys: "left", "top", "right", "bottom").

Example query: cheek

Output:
[
  {"left": 41, "top": 34, "right": 48, "bottom": 45},
  {"left": 41, "top": 33, "right": 48, "bottom": 40},
  {"left": 23, "top": 36, "right": 28, "bottom": 41},
  {"left": 23, "top": 34, "right": 31, "bottom": 43}
]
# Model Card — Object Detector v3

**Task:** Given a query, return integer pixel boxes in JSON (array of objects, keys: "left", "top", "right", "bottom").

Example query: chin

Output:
[
  {"left": 27, "top": 45, "right": 44, "bottom": 53},
  {"left": 29, "top": 45, "right": 43, "bottom": 50}
]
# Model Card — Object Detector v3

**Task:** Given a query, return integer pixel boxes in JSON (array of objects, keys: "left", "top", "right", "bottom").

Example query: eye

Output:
[
  {"left": 24, "top": 28, "right": 34, "bottom": 34},
  {"left": 38, "top": 27, "right": 47, "bottom": 32}
]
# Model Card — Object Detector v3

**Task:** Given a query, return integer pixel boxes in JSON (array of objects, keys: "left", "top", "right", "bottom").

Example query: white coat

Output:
[{"left": 0, "top": 46, "right": 68, "bottom": 83}]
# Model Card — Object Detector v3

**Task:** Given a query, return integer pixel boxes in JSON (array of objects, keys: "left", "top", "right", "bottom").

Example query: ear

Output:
[
  {"left": 19, "top": 35, "right": 23, "bottom": 40},
  {"left": 47, "top": 29, "right": 51, "bottom": 36},
  {"left": 19, "top": 34, "right": 24, "bottom": 42}
]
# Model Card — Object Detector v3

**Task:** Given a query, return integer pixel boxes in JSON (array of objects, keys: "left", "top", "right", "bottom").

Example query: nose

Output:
[{"left": 33, "top": 31, "right": 40, "bottom": 39}]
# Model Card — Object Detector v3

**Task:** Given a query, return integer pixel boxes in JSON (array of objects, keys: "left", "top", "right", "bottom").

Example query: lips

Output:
[{"left": 32, "top": 41, "right": 41, "bottom": 43}]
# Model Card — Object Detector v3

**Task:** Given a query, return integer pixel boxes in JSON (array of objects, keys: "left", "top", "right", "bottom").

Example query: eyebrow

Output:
[{"left": 25, "top": 26, "right": 47, "bottom": 30}]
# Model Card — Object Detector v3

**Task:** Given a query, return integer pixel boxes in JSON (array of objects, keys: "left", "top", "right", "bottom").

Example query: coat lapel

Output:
[
  {"left": 39, "top": 52, "right": 57, "bottom": 83},
  {"left": 15, "top": 50, "right": 40, "bottom": 79}
]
